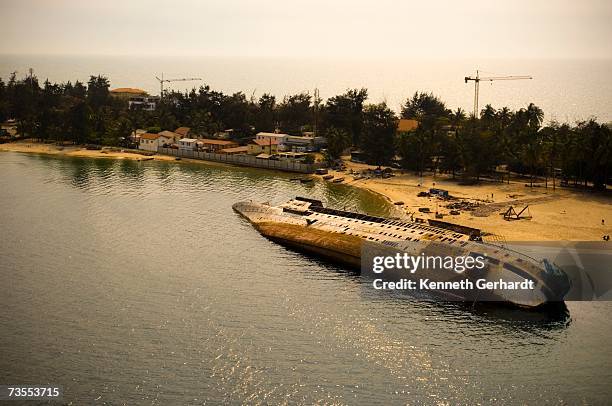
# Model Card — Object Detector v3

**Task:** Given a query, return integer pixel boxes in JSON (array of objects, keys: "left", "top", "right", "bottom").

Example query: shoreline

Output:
[
  {"left": 2, "top": 141, "right": 611, "bottom": 241},
  {"left": 0, "top": 141, "right": 239, "bottom": 168},
  {"left": 0, "top": 141, "right": 180, "bottom": 162},
  {"left": 321, "top": 161, "right": 612, "bottom": 242}
]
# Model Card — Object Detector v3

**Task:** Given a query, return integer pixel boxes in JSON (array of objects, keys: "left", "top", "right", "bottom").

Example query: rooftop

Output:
[
  {"left": 175, "top": 127, "right": 191, "bottom": 136},
  {"left": 199, "top": 138, "right": 238, "bottom": 146},
  {"left": 111, "top": 87, "right": 147, "bottom": 95},
  {"left": 397, "top": 119, "right": 419, "bottom": 132},
  {"left": 159, "top": 130, "right": 178, "bottom": 138},
  {"left": 140, "top": 133, "right": 161, "bottom": 140},
  {"left": 251, "top": 138, "right": 279, "bottom": 146}
]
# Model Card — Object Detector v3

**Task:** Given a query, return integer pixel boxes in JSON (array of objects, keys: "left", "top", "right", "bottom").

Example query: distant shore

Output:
[
  {"left": 0, "top": 141, "right": 233, "bottom": 168},
  {"left": 0, "top": 141, "right": 176, "bottom": 161},
  {"left": 2, "top": 141, "right": 611, "bottom": 242}
]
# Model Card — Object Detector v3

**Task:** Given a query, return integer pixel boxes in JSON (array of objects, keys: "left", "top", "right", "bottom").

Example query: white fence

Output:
[{"left": 158, "top": 148, "right": 318, "bottom": 173}]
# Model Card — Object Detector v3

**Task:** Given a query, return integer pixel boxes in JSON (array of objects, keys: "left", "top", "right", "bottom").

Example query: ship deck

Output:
[{"left": 281, "top": 198, "right": 471, "bottom": 245}]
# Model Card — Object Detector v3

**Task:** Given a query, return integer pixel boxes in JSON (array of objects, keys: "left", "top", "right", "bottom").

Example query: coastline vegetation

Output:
[{"left": 0, "top": 72, "right": 609, "bottom": 190}]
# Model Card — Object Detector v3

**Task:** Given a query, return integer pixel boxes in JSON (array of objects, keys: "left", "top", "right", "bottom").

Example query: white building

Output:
[
  {"left": 255, "top": 132, "right": 326, "bottom": 152},
  {"left": 178, "top": 138, "right": 198, "bottom": 151},
  {"left": 128, "top": 96, "right": 159, "bottom": 111},
  {"left": 284, "top": 135, "right": 315, "bottom": 152},
  {"left": 139, "top": 133, "right": 173, "bottom": 152},
  {"left": 255, "top": 132, "right": 289, "bottom": 148},
  {"left": 286, "top": 133, "right": 327, "bottom": 152}
]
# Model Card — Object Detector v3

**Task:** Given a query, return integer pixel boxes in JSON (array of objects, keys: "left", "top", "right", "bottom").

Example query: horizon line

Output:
[{"left": 1, "top": 52, "right": 612, "bottom": 61}]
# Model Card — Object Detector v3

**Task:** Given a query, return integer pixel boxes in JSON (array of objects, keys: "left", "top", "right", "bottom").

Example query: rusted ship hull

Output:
[
  {"left": 253, "top": 221, "right": 363, "bottom": 267},
  {"left": 233, "top": 198, "right": 571, "bottom": 308}
]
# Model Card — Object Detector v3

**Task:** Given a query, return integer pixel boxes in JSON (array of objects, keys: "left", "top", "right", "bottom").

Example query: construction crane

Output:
[
  {"left": 155, "top": 73, "right": 202, "bottom": 97},
  {"left": 464, "top": 70, "right": 532, "bottom": 118}
]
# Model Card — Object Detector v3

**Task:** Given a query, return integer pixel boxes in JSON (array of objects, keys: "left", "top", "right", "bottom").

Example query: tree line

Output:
[{"left": 0, "top": 72, "right": 609, "bottom": 190}]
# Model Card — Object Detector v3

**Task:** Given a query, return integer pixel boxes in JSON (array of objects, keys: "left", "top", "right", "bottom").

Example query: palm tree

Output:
[
  {"left": 497, "top": 107, "right": 512, "bottom": 136},
  {"left": 495, "top": 107, "right": 512, "bottom": 167},
  {"left": 592, "top": 125, "right": 611, "bottom": 191},
  {"left": 480, "top": 104, "right": 497, "bottom": 130},
  {"left": 432, "top": 108, "right": 465, "bottom": 179},
  {"left": 524, "top": 138, "right": 543, "bottom": 187},
  {"left": 449, "top": 107, "right": 466, "bottom": 128},
  {"left": 526, "top": 103, "right": 544, "bottom": 131}
]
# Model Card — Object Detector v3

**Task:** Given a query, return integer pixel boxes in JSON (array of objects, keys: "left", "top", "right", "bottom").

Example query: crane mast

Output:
[
  {"left": 464, "top": 70, "right": 532, "bottom": 118},
  {"left": 155, "top": 73, "right": 202, "bottom": 97}
]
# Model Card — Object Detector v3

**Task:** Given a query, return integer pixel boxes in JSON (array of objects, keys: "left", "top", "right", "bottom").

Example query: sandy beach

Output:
[
  {"left": 0, "top": 141, "right": 176, "bottom": 162},
  {"left": 0, "top": 141, "right": 237, "bottom": 169},
  {"left": 2, "top": 141, "right": 611, "bottom": 242},
  {"left": 326, "top": 160, "right": 612, "bottom": 242}
]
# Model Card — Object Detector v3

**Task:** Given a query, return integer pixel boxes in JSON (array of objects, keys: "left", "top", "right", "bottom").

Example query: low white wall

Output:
[{"left": 158, "top": 148, "right": 320, "bottom": 174}]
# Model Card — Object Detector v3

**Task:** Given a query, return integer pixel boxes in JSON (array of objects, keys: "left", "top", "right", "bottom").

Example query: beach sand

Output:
[
  {"left": 324, "top": 160, "right": 612, "bottom": 242},
  {"left": 0, "top": 141, "right": 237, "bottom": 169},
  {"left": 0, "top": 141, "right": 176, "bottom": 161},
  {"left": 3, "top": 141, "right": 611, "bottom": 241}
]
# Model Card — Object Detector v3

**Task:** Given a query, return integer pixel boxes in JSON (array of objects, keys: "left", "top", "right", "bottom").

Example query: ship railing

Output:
[
  {"left": 478, "top": 241, "right": 541, "bottom": 263},
  {"left": 309, "top": 205, "right": 387, "bottom": 224},
  {"left": 242, "top": 207, "right": 275, "bottom": 216},
  {"left": 483, "top": 233, "right": 507, "bottom": 248}
]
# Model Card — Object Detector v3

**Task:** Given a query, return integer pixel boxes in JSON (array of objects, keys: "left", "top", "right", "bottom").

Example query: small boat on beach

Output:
[
  {"left": 322, "top": 174, "right": 334, "bottom": 180},
  {"left": 332, "top": 177, "right": 345, "bottom": 183}
]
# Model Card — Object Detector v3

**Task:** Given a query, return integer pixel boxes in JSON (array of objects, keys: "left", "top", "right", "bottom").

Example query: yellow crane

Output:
[
  {"left": 464, "top": 70, "right": 532, "bottom": 118},
  {"left": 155, "top": 73, "right": 202, "bottom": 97}
]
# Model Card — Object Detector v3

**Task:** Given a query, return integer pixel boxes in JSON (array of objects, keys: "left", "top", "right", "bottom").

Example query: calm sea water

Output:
[
  {"left": 0, "top": 152, "right": 611, "bottom": 404},
  {"left": 1, "top": 55, "right": 611, "bottom": 123}
]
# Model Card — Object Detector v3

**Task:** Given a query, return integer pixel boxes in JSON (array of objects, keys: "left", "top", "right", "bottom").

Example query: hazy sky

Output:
[{"left": 1, "top": 0, "right": 611, "bottom": 58}]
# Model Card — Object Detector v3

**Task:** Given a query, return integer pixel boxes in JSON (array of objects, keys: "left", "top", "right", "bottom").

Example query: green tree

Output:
[
  {"left": 86, "top": 75, "right": 110, "bottom": 111},
  {"left": 400, "top": 92, "right": 451, "bottom": 176},
  {"left": 324, "top": 126, "right": 351, "bottom": 163},
  {"left": 438, "top": 108, "right": 466, "bottom": 178},
  {"left": 401, "top": 91, "right": 449, "bottom": 120},
  {"left": 254, "top": 93, "right": 276, "bottom": 132},
  {"left": 38, "top": 80, "right": 63, "bottom": 142},
  {"left": 0, "top": 78, "right": 7, "bottom": 123},
  {"left": 68, "top": 100, "right": 91, "bottom": 144},
  {"left": 8, "top": 71, "right": 41, "bottom": 138},
  {"left": 103, "top": 116, "right": 132, "bottom": 146},
  {"left": 278, "top": 93, "right": 311, "bottom": 134},
  {"left": 322, "top": 88, "right": 368, "bottom": 145},
  {"left": 361, "top": 103, "right": 397, "bottom": 165},
  {"left": 220, "top": 92, "right": 252, "bottom": 133},
  {"left": 398, "top": 129, "right": 429, "bottom": 174}
]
